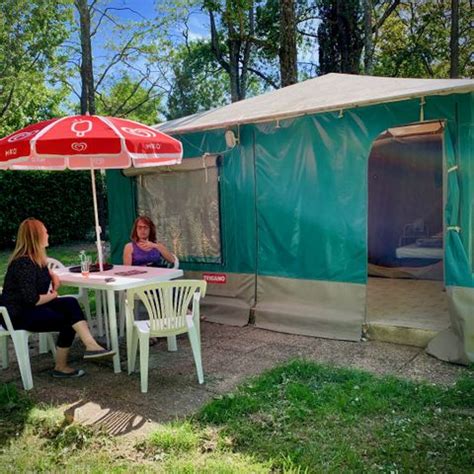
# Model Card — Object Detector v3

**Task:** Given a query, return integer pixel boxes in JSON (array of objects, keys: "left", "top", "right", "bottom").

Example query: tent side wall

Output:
[
  {"left": 426, "top": 92, "right": 474, "bottom": 363},
  {"left": 107, "top": 92, "right": 473, "bottom": 357},
  {"left": 107, "top": 128, "right": 258, "bottom": 326},
  {"left": 251, "top": 99, "right": 421, "bottom": 339},
  {"left": 250, "top": 93, "right": 473, "bottom": 350}
]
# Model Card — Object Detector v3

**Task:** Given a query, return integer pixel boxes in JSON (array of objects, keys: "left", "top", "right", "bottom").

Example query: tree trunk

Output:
[
  {"left": 75, "top": 0, "right": 104, "bottom": 236},
  {"left": 75, "top": 0, "right": 95, "bottom": 114},
  {"left": 225, "top": 0, "right": 243, "bottom": 102},
  {"left": 208, "top": 1, "right": 256, "bottom": 102},
  {"left": 449, "top": 0, "right": 459, "bottom": 78},
  {"left": 240, "top": 3, "right": 255, "bottom": 100},
  {"left": 337, "top": 0, "right": 361, "bottom": 74},
  {"left": 227, "top": 40, "right": 241, "bottom": 101},
  {"left": 209, "top": 5, "right": 240, "bottom": 102},
  {"left": 318, "top": 0, "right": 363, "bottom": 75},
  {"left": 362, "top": 0, "right": 373, "bottom": 74},
  {"left": 280, "top": 0, "right": 298, "bottom": 86}
]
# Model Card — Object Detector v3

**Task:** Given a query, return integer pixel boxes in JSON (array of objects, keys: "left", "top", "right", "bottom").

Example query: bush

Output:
[{"left": 0, "top": 170, "right": 106, "bottom": 248}]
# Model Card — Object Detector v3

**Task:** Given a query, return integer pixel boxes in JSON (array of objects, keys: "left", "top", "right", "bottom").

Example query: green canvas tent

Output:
[{"left": 106, "top": 73, "right": 474, "bottom": 364}]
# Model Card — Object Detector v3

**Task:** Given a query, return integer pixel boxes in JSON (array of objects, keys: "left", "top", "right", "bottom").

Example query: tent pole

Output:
[{"left": 90, "top": 167, "right": 104, "bottom": 271}]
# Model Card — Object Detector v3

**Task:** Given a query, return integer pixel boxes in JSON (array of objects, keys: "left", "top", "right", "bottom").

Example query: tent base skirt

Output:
[
  {"left": 426, "top": 286, "right": 474, "bottom": 365},
  {"left": 184, "top": 271, "right": 254, "bottom": 327},
  {"left": 426, "top": 328, "right": 470, "bottom": 365},
  {"left": 201, "top": 296, "right": 250, "bottom": 326},
  {"left": 255, "top": 276, "right": 364, "bottom": 341}
]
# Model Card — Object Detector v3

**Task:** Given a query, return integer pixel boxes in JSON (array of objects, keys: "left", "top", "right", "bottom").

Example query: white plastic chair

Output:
[
  {"left": 169, "top": 254, "right": 180, "bottom": 270},
  {"left": 125, "top": 280, "right": 206, "bottom": 393},
  {"left": 0, "top": 305, "right": 56, "bottom": 390},
  {"left": 118, "top": 254, "right": 180, "bottom": 338},
  {"left": 46, "top": 258, "right": 101, "bottom": 338}
]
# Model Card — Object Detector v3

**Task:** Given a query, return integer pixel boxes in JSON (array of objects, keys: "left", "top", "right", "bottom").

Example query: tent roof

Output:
[{"left": 156, "top": 73, "right": 474, "bottom": 135}]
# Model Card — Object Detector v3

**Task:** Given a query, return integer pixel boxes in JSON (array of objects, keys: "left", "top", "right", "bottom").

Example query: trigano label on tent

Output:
[{"left": 203, "top": 273, "right": 227, "bottom": 284}]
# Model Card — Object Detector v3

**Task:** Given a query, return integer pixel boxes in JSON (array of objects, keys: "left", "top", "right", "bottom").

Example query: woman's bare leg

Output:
[
  {"left": 54, "top": 347, "right": 73, "bottom": 372},
  {"left": 72, "top": 320, "right": 105, "bottom": 351}
]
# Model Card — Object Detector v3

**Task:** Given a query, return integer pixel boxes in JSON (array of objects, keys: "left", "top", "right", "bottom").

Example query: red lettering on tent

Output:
[{"left": 203, "top": 273, "right": 227, "bottom": 284}]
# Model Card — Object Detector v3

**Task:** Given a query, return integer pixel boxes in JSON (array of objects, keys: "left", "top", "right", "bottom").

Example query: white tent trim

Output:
[{"left": 156, "top": 73, "right": 474, "bottom": 135}]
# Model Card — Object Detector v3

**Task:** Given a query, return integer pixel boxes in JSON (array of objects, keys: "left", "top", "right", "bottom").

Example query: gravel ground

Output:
[{"left": 0, "top": 321, "right": 469, "bottom": 439}]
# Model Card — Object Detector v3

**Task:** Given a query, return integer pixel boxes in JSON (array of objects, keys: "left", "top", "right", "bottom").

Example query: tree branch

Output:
[
  {"left": 373, "top": 0, "right": 400, "bottom": 32},
  {"left": 111, "top": 76, "right": 147, "bottom": 116},
  {"left": 247, "top": 66, "right": 278, "bottom": 88},
  {"left": 63, "top": 79, "right": 82, "bottom": 100},
  {"left": 208, "top": 9, "right": 231, "bottom": 74},
  {"left": 0, "top": 85, "right": 15, "bottom": 119},
  {"left": 94, "top": 36, "right": 136, "bottom": 91}
]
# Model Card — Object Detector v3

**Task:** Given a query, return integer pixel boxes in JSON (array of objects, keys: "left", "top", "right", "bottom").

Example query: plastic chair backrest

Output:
[
  {"left": 128, "top": 280, "right": 206, "bottom": 333},
  {"left": 0, "top": 306, "right": 15, "bottom": 333},
  {"left": 0, "top": 288, "right": 11, "bottom": 332},
  {"left": 47, "top": 258, "right": 66, "bottom": 270},
  {"left": 152, "top": 254, "right": 180, "bottom": 269},
  {"left": 1, "top": 286, "right": 22, "bottom": 339}
]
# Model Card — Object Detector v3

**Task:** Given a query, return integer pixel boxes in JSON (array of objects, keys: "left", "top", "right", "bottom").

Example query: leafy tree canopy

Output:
[
  {"left": 167, "top": 41, "right": 229, "bottom": 120},
  {"left": 373, "top": 0, "right": 473, "bottom": 78},
  {"left": 96, "top": 74, "right": 163, "bottom": 125},
  {"left": 0, "top": 0, "right": 72, "bottom": 135}
]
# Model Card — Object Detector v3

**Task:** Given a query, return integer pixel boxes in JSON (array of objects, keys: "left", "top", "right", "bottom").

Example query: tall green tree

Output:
[
  {"left": 167, "top": 41, "right": 229, "bottom": 120},
  {"left": 317, "top": 0, "right": 363, "bottom": 74},
  {"left": 256, "top": 0, "right": 312, "bottom": 86},
  {"left": 373, "top": 0, "right": 473, "bottom": 78},
  {"left": 204, "top": 0, "right": 314, "bottom": 99},
  {"left": 361, "top": 0, "right": 400, "bottom": 74},
  {"left": 66, "top": 0, "right": 169, "bottom": 118},
  {"left": 96, "top": 75, "right": 163, "bottom": 124},
  {"left": 0, "top": 0, "right": 71, "bottom": 135},
  {"left": 205, "top": 0, "right": 258, "bottom": 101},
  {"left": 257, "top": 0, "right": 301, "bottom": 86}
]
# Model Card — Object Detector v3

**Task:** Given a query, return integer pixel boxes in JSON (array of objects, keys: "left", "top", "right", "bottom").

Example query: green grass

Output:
[
  {"left": 1, "top": 361, "right": 473, "bottom": 472},
  {"left": 1, "top": 241, "right": 473, "bottom": 474},
  {"left": 0, "top": 383, "right": 136, "bottom": 473},
  {"left": 196, "top": 360, "right": 474, "bottom": 473}
]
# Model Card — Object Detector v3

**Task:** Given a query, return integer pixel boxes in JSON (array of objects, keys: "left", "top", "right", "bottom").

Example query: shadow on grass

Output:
[{"left": 64, "top": 399, "right": 147, "bottom": 436}]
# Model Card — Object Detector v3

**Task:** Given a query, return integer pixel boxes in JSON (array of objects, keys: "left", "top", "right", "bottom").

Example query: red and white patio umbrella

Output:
[{"left": 0, "top": 115, "right": 183, "bottom": 269}]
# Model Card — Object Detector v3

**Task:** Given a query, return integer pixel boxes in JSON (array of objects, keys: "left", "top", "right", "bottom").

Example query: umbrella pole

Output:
[{"left": 90, "top": 168, "right": 104, "bottom": 271}]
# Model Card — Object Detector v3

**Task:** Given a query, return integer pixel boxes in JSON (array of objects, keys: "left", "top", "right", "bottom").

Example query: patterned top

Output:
[
  {"left": 1, "top": 256, "right": 51, "bottom": 323},
  {"left": 131, "top": 241, "right": 162, "bottom": 266}
]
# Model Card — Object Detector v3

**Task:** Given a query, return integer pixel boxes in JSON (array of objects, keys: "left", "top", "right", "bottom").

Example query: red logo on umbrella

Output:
[
  {"left": 8, "top": 130, "right": 39, "bottom": 142},
  {"left": 71, "top": 142, "right": 88, "bottom": 152},
  {"left": 121, "top": 127, "right": 156, "bottom": 137},
  {"left": 71, "top": 119, "right": 93, "bottom": 137}
]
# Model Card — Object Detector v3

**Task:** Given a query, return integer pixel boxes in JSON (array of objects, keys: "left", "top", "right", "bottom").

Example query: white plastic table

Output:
[{"left": 55, "top": 265, "right": 183, "bottom": 373}]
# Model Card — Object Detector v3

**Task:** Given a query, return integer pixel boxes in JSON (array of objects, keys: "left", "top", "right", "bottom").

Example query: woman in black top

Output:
[{"left": 2, "top": 218, "right": 114, "bottom": 378}]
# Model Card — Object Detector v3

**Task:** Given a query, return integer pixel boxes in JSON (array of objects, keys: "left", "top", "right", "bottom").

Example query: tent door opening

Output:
[{"left": 365, "top": 121, "right": 450, "bottom": 346}]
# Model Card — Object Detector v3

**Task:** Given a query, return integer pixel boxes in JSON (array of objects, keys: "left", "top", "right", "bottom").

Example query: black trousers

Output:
[{"left": 16, "top": 297, "right": 86, "bottom": 348}]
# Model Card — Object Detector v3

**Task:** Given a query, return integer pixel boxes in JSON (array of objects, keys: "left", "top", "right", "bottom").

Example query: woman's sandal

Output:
[
  {"left": 83, "top": 348, "right": 116, "bottom": 360},
  {"left": 52, "top": 369, "right": 86, "bottom": 378}
]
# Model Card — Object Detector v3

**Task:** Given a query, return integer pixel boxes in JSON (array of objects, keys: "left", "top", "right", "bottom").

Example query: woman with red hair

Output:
[{"left": 123, "top": 216, "right": 176, "bottom": 267}]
